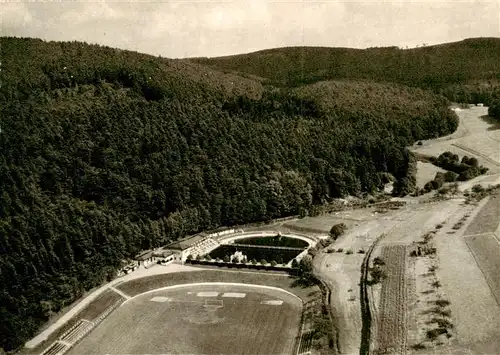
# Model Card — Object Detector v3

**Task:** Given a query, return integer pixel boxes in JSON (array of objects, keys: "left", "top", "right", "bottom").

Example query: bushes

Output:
[
  {"left": 330, "top": 223, "right": 347, "bottom": 239},
  {"left": 431, "top": 151, "right": 488, "bottom": 181}
]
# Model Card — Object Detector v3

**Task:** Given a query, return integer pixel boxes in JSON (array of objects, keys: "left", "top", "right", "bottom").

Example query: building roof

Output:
[
  {"left": 135, "top": 250, "right": 154, "bottom": 261},
  {"left": 165, "top": 233, "right": 207, "bottom": 251},
  {"left": 153, "top": 249, "right": 174, "bottom": 257}
]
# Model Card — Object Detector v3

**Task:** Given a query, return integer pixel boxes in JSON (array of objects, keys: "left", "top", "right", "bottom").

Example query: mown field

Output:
[
  {"left": 464, "top": 192, "right": 500, "bottom": 236},
  {"left": 68, "top": 286, "right": 302, "bottom": 355},
  {"left": 464, "top": 234, "right": 500, "bottom": 307},
  {"left": 376, "top": 245, "right": 409, "bottom": 354},
  {"left": 115, "top": 269, "right": 317, "bottom": 300}
]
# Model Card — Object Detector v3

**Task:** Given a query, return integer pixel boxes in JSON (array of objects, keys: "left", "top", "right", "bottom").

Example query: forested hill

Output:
[
  {"left": 191, "top": 37, "right": 500, "bottom": 104},
  {"left": 0, "top": 37, "right": 458, "bottom": 352}
]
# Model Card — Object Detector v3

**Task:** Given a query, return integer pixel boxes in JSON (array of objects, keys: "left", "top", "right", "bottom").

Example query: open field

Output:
[
  {"left": 464, "top": 233, "right": 500, "bottom": 307},
  {"left": 416, "top": 162, "right": 447, "bottom": 188},
  {"left": 463, "top": 192, "right": 500, "bottom": 235},
  {"left": 375, "top": 245, "right": 409, "bottom": 354},
  {"left": 412, "top": 107, "right": 500, "bottom": 176},
  {"left": 430, "top": 201, "right": 500, "bottom": 354},
  {"left": 115, "top": 269, "right": 317, "bottom": 300},
  {"left": 68, "top": 285, "right": 302, "bottom": 355}
]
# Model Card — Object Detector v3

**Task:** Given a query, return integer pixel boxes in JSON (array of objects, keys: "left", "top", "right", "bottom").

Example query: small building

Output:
[
  {"left": 164, "top": 232, "right": 220, "bottom": 263},
  {"left": 152, "top": 249, "right": 175, "bottom": 265}
]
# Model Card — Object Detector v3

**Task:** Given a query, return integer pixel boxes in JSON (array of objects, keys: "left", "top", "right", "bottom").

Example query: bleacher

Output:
[
  {"left": 60, "top": 319, "right": 94, "bottom": 344},
  {"left": 39, "top": 297, "right": 125, "bottom": 355},
  {"left": 41, "top": 341, "right": 68, "bottom": 355},
  {"left": 189, "top": 237, "right": 220, "bottom": 257}
]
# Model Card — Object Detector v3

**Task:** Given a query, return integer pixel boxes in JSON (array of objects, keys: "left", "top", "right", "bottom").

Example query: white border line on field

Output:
[{"left": 120, "top": 282, "right": 303, "bottom": 306}]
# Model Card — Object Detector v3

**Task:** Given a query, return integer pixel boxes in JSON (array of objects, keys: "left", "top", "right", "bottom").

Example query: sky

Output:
[{"left": 2, "top": 0, "right": 499, "bottom": 58}]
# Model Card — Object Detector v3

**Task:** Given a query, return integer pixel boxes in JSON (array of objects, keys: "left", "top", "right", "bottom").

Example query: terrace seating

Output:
[
  {"left": 60, "top": 320, "right": 93, "bottom": 344},
  {"left": 41, "top": 341, "right": 68, "bottom": 355}
]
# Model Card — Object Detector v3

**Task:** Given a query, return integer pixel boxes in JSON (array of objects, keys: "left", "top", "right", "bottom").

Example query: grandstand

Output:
[{"left": 40, "top": 297, "right": 124, "bottom": 355}]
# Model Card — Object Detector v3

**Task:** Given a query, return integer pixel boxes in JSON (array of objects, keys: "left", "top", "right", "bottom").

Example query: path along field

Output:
[
  {"left": 375, "top": 245, "right": 409, "bottom": 355},
  {"left": 67, "top": 284, "right": 302, "bottom": 355}
]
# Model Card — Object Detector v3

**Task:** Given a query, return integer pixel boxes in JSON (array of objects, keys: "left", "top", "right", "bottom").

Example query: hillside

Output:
[
  {"left": 191, "top": 37, "right": 500, "bottom": 104},
  {"left": 0, "top": 37, "right": 459, "bottom": 352}
]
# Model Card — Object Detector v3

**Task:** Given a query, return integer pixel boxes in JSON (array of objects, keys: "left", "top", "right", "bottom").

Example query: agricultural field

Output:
[
  {"left": 431, "top": 202, "right": 500, "bottom": 355},
  {"left": 375, "top": 245, "right": 409, "bottom": 354},
  {"left": 67, "top": 285, "right": 302, "bottom": 355},
  {"left": 464, "top": 233, "right": 500, "bottom": 306},
  {"left": 463, "top": 192, "right": 500, "bottom": 235}
]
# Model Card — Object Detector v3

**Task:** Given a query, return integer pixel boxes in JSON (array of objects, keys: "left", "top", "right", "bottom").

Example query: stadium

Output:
[{"left": 34, "top": 231, "right": 324, "bottom": 355}]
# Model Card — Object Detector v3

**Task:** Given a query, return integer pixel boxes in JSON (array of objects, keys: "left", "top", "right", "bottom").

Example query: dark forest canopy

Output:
[
  {"left": 0, "top": 37, "right": 463, "bottom": 351},
  {"left": 191, "top": 37, "right": 500, "bottom": 105}
]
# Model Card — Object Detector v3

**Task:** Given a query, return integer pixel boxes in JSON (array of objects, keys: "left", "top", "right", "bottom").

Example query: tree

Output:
[
  {"left": 488, "top": 101, "right": 500, "bottom": 119},
  {"left": 329, "top": 223, "right": 347, "bottom": 239},
  {"left": 223, "top": 255, "right": 231, "bottom": 263},
  {"left": 291, "top": 258, "right": 299, "bottom": 268},
  {"left": 260, "top": 259, "right": 268, "bottom": 265},
  {"left": 270, "top": 260, "right": 277, "bottom": 266}
]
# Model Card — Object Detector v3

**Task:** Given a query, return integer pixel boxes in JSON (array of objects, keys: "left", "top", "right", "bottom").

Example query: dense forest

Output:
[
  {"left": 0, "top": 36, "right": 481, "bottom": 352},
  {"left": 192, "top": 37, "right": 500, "bottom": 105}
]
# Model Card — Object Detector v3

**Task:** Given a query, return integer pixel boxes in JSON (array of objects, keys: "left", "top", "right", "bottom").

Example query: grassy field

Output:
[
  {"left": 463, "top": 192, "right": 500, "bottom": 236},
  {"left": 23, "top": 289, "right": 124, "bottom": 355},
  {"left": 432, "top": 202, "right": 500, "bottom": 353},
  {"left": 116, "top": 269, "right": 318, "bottom": 301},
  {"left": 464, "top": 234, "right": 500, "bottom": 307},
  {"left": 376, "top": 245, "right": 409, "bottom": 354},
  {"left": 68, "top": 285, "right": 302, "bottom": 355},
  {"left": 412, "top": 106, "right": 500, "bottom": 174},
  {"left": 415, "top": 162, "right": 447, "bottom": 189}
]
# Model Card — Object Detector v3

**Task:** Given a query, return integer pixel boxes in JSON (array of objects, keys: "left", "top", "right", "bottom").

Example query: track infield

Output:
[{"left": 67, "top": 284, "right": 302, "bottom": 355}]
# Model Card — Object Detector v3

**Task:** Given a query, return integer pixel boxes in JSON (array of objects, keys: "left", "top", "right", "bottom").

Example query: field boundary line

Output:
[
  {"left": 120, "top": 282, "right": 303, "bottom": 306},
  {"left": 109, "top": 285, "right": 132, "bottom": 300}
]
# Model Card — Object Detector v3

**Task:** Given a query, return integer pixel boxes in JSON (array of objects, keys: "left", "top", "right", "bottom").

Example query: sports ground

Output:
[{"left": 66, "top": 284, "right": 302, "bottom": 355}]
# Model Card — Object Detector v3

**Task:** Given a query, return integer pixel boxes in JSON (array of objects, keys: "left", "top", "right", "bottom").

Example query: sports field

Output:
[{"left": 67, "top": 284, "right": 302, "bottom": 355}]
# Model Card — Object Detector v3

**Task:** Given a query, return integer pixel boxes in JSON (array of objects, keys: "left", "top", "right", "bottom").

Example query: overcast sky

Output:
[{"left": 2, "top": 0, "right": 499, "bottom": 58}]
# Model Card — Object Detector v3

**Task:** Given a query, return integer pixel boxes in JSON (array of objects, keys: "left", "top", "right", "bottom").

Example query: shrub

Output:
[
  {"left": 426, "top": 328, "right": 448, "bottom": 340},
  {"left": 472, "top": 184, "right": 485, "bottom": 193},
  {"left": 291, "top": 258, "right": 299, "bottom": 268},
  {"left": 373, "top": 257, "right": 385, "bottom": 266},
  {"left": 270, "top": 260, "right": 277, "bottom": 267},
  {"left": 435, "top": 299, "right": 450, "bottom": 307},
  {"left": 260, "top": 259, "right": 267, "bottom": 265},
  {"left": 337, "top": 248, "right": 344, "bottom": 253},
  {"left": 444, "top": 171, "right": 458, "bottom": 182},
  {"left": 330, "top": 223, "right": 347, "bottom": 239},
  {"left": 358, "top": 249, "right": 366, "bottom": 254},
  {"left": 435, "top": 224, "right": 443, "bottom": 229},
  {"left": 345, "top": 249, "right": 353, "bottom": 255}
]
